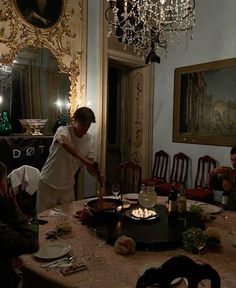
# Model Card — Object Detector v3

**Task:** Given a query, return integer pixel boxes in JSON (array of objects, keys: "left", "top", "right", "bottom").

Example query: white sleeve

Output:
[{"left": 53, "top": 126, "right": 71, "bottom": 144}]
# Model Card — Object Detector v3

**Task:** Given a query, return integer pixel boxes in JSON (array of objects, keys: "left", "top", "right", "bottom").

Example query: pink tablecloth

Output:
[{"left": 20, "top": 198, "right": 236, "bottom": 288}]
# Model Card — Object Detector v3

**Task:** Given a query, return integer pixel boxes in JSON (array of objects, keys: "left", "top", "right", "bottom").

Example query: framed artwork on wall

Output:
[
  {"left": 15, "top": 0, "right": 63, "bottom": 29},
  {"left": 173, "top": 58, "right": 236, "bottom": 147}
]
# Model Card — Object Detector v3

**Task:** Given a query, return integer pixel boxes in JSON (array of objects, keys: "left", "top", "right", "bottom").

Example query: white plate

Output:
[
  {"left": 123, "top": 193, "right": 138, "bottom": 202},
  {"left": 34, "top": 241, "right": 71, "bottom": 260},
  {"left": 187, "top": 200, "right": 222, "bottom": 214}
]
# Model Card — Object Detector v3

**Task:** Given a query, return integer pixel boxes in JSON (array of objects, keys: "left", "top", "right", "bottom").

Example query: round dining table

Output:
[{"left": 20, "top": 196, "right": 236, "bottom": 288}]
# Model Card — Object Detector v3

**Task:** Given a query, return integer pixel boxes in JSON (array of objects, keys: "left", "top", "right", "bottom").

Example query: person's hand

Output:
[
  {"left": 41, "top": 18, "right": 52, "bottom": 26},
  {"left": 212, "top": 166, "right": 232, "bottom": 175},
  {"left": 85, "top": 160, "right": 98, "bottom": 173},
  {"left": 222, "top": 179, "right": 233, "bottom": 193},
  {"left": 92, "top": 161, "right": 100, "bottom": 173},
  {"left": 0, "top": 178, "right": 9, "bottom": 198}
]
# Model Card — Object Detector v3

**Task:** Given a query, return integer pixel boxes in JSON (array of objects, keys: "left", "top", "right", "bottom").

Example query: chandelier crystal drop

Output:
[{"left": 105, "top": 0, "right": 196, "bottom": 58}]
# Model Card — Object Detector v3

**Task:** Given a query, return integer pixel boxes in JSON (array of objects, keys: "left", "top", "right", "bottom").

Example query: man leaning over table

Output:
[
  {"left": 37, "top": 107, "right": 99, "bottom": 213},
  {"left": 209, "top": 146, "right": 236, "bottom": 211},
  {"left": 0, "top": 162, "right": 39, "bottom": 288}
]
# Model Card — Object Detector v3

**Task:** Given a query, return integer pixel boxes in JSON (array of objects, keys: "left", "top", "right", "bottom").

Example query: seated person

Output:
[
  {"left": 209, "top": 146, "right": 236, "bottom": 210},
  {"left": 0, "top": 162, "right": 39, "bottom": 288}
]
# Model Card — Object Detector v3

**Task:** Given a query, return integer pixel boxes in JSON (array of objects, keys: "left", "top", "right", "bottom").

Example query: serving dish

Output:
[
  {"left": 125, "top": 207, "right": 160, "bottom": 221},
  {"left": 86, "top": 197, "right": 123, "bottom": 214},
  {"left": 122, "top": 193, "right": 138, "bottom": 203}
]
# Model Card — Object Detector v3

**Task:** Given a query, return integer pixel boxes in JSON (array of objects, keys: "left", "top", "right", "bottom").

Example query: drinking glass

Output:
[
  {"left": 83, "top": 241, "right": 95, "bottom": 261},
  {"left": 138, "top": 185, "right": 157, "bottom": 208},
  {"left": 193, "top": 233, "right": 207, "bottom": 256},
  {"left": 94, "top": 226, "right": 108, "bottom": 262},
  {"left": 112, "top": 184, "right": 120, "bottom": 199}
]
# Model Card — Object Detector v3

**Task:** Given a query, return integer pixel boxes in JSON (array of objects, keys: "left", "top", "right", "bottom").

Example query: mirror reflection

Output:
[{"left": 0, "top": 47, "right": 70, "bottom": 135}]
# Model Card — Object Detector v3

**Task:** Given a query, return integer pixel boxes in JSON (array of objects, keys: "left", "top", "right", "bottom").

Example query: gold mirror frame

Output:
[{"left": 0, "top": 0, "right": 86, "bottom": 116}]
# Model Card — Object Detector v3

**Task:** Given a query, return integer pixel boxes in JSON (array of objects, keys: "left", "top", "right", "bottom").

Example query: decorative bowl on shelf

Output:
[
  {"left": 18, "top": 119, "right": 32, "bottom": 134},
  {"left": 26, "top": 119, "right": 48, "bottom": 135},
  {"left": 19, "top": 119, "right": 48, "bottom": 135}
]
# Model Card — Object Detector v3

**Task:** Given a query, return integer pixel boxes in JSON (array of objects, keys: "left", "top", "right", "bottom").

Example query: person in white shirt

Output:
[{"left": 37, "top": 107, "right": 98, "bottom": 212}]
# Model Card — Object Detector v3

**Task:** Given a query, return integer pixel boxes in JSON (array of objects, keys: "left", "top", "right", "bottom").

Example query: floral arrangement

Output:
[
  {"left": 114, "top": 235, "right": 136, "bottom": 255},
  {"left": 188, "top": 204, "right": 211, "bottom": 222},
  {"left": 182, "top": 227, "right": 221, "bottom": 253}
]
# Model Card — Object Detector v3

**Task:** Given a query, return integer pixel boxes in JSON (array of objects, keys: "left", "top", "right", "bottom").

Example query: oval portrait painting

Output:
[{"left": 15, "top": 0, "right": 63, "bottom": 29}]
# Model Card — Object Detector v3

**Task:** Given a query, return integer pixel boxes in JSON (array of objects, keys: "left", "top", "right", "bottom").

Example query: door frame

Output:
[{"left": 98, "top": 0, "right": 154, "bottom": 187}]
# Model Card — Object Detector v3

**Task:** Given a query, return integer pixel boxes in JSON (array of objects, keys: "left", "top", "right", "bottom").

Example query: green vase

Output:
[
  {"left": 52, "top": 113, "right": 69, "bottom": 134},
  {"left": 0, "top": 111, "right": 12, "bottom": 136}
]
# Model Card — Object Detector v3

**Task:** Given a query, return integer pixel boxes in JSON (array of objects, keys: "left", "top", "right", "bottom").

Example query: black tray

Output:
[{"left": 90, "top": 204, "right": 205, "bottom": 250}]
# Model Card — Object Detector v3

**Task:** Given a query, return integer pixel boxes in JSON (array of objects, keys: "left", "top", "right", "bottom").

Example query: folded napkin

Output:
[
  {"left": 48, "top": 209, "right": 64, "bottom": 217},
  {"left": 73, "top": 209, "right": 91, "bottom": 225},
  {"left": 8, "top": 165, "right": 40, "bottom": 195}
]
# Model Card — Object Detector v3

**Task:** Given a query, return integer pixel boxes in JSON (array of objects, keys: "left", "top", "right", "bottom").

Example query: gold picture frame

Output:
[
  {"left": 173, "top": 58, "right": 236, "bottom": 147},
  {"left": 15, "top": 0, "right": 63, "bottom": 29}
]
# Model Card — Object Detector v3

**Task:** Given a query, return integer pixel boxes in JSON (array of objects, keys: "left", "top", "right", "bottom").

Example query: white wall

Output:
[
  {"left": 83, "top": 0, "right": 100, "bottom": 197},
  {"left": 153, "top": 0, "right": 236, "bottom": 187}
]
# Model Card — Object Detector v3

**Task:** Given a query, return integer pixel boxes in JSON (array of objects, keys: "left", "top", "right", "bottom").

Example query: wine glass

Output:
[
  {"left": 112, "top": 184, "right": 120, "bottom": 199},
  {"left": 193, "top": 232, "right": 207, "bottom": 256},
  {"left": 94, "top": 226, "right": 108, "bottom": 262}
]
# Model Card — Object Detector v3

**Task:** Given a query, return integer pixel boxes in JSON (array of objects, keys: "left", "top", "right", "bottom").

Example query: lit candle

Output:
[{"left": 55, "top": 99, "right": 63, "bottom": 114}]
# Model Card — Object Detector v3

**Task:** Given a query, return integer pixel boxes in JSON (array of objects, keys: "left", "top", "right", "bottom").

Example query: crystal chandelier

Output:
[{"left": 105, "top": 0, "right": 196, "bottom": 60}]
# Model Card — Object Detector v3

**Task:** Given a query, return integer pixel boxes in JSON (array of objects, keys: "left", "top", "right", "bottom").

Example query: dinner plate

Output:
[
  {"left": 187, "top": 200, "right": 222, "bottom": 214},
  {"left": 34, "top": 241, "right": 71, "bottom": 260},
  {"left": 122, "top": 193, "right": 138, "bottom": 203}
]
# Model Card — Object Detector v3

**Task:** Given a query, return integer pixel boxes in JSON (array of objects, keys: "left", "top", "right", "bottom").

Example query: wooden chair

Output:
[
  {"left": 116, "top": 161, "right": 142, "bottom": 194},
  {"left": 142, "top": 150, "right": 169, "bottom": 186},
  {"left": 136, "top": 255, "right": 220, "bottom": 288},
  {"left": 185, "top": 155, "right": 217, "bottom": 202},
  {"left": 157, "top": 152, "right": 189, "bottom": 196}
]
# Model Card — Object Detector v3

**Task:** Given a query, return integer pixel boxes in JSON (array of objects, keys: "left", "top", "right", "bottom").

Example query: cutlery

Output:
[{"left": 41, "top": 254, "right": 75, "bottom": 269}]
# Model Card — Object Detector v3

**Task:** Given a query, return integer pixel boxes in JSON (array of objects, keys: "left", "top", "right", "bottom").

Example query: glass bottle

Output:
[
  {"left": 0, "top": 111, "right": 12, "bottom": 136},
  {"left": 221, "top": 191, "right": 229, "bottom": 211},
  {"left": 177, "top": 184, "right": 187, "bottom": 220},
  {"left": 31, "top": 209, "right": 39, "bottom": 239},
  {"left": 168, "top": 184, "right": 178, "bottom": 219}
]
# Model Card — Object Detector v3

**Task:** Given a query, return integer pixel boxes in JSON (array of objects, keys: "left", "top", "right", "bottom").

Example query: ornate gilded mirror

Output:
[
  {"left": 0, "top": 0, "right": 87, "bottom": 130},
  {"left": 0, "top": 47, "right": 70, "bottom": 134}
]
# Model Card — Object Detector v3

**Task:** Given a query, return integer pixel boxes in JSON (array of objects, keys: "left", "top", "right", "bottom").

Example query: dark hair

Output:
[
  {"left": 0, "top": 162, "right": 7, "bottom": 182},
  {"left": 230, "top": 146, "right": 236, "bottom": 155},
  {"left": 73, "top": 107, "right": 96, "bottom": 124}
]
